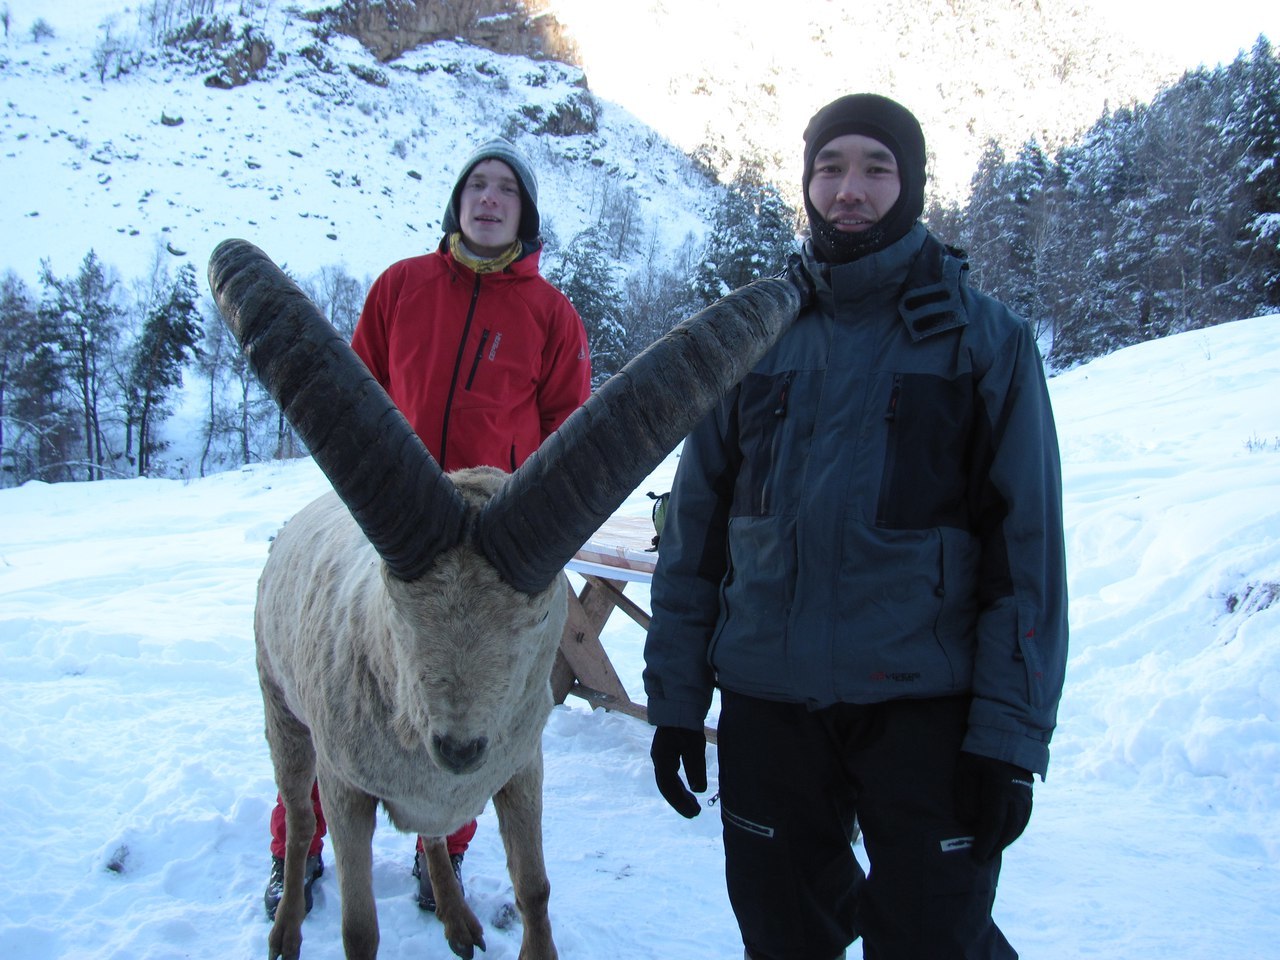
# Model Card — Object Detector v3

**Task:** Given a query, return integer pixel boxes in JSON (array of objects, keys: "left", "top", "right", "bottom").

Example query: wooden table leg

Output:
[{"left": 554, "top": 575, "right": 648, "bottom": 722}]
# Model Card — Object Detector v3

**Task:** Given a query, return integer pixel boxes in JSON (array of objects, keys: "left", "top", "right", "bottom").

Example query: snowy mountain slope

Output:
[{"left": 0, "top": 0, "right": 715, "bottom": 289}]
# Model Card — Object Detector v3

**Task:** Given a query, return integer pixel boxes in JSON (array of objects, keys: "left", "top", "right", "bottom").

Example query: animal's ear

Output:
[
  {"left": 207, "top": 239, "right": 469, "bottom": 580},
  {"left": 477, "top": 274, "right": 803, "bottom": 594}
]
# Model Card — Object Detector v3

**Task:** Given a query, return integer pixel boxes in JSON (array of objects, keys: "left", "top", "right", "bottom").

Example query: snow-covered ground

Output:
[{"left": 2, "top": 313, "right": 1278, "bottom": 959}]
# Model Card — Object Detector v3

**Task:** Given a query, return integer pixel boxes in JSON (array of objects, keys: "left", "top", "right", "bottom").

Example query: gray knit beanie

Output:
[{"left": 441, "top": 137, "right": 540, "bottom": 244}]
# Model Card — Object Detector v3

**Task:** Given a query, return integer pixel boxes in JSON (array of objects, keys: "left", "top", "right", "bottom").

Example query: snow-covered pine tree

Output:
[
  {"left": 0, "top": 272, "right": 79, "bottom": 486},
  {"left": 687, "top": 156, "right": 796, "bottom": 309},
  {"left": 126, "top": 264, "right": 204, "bottom": 476},
  {"left": 39, "top": 252, "right": 127, "bottom": 482},
  {"left": 1238, "top": 36, "right": 1280, "bottom": 311},
  {"left": 546, "top": 226, "right": 628, "bottom": 385}
]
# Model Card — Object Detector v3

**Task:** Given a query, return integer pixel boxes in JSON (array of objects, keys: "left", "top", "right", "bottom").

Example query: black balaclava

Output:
[{"left": 801, "top": 93, "right": 927, "bottom": 263}]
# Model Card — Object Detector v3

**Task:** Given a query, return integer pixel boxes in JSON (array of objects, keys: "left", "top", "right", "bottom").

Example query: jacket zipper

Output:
[
  {"left": 465, "top": 329, "right": 490, "bottom": 390},
  {"left": 760, "top": 373, "right": 792, "bottom": 514},
  {"left": 875, "top": 374, "right": 903, "bottom": 526},
  {"left": 884, "top": 376, "right": 901, "bottom": 422},
  {"left": 439, "top": 274, "right": 482, "bottom": 470}
]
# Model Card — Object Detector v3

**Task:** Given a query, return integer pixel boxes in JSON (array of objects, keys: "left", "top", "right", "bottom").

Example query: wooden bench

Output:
[
  {"left": 554, "top": 516, "right": 656, "bottom": 723},
  {"left": 553, "top": 516, "right": 718, "bottom": 743}
]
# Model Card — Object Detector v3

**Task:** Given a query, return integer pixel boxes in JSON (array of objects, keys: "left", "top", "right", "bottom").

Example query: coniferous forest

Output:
[{"left": 927, "top": 36, "right": 1280, "bottom": 367}]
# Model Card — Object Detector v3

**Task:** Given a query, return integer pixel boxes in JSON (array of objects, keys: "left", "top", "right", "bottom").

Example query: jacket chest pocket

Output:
[
  {"left": 458, "top": 328, "right": 528, "bottom": 406},
  {"left": 875, "top": 371, "right": 976, "bottom": 531},
  {"left": 733, "top": 370, "right": 817, "bottom": 517}
]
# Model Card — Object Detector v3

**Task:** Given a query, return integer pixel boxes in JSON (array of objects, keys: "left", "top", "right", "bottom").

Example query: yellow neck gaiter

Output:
[{"left": 448, "top": 233, "right": 522, "bottom": 274}]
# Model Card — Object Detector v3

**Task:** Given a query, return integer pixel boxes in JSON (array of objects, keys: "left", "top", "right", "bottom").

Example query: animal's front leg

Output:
[
  {"left": 269, "top": 774, "right": 316, "bottom": 960},
  {"left": 421, "top": 835, "right": 487, "bottom": 959},
  {"left": 494, "top": 748, "right": 558, "bottom": 960},
  {"left": 263, "top": 688, "right": 317, "bottom": 960},
  {"left": 318, "top": 774, "right": 380, "bottom": 960}
]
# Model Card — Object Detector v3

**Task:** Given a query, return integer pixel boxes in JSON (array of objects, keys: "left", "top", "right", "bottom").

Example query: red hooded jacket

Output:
[{"left": 351, "top": 244, "right": 591, "bottom": 472}]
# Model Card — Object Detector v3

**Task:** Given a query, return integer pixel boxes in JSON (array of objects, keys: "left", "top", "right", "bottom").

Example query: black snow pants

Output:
[{"left": 717, "top": 690, "right": 1017, "bottom": 960}]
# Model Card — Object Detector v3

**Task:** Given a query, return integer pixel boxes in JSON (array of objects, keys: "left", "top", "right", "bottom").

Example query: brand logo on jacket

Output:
[{"left": 869, "top": 670, "right": 922, "bottom": 683}]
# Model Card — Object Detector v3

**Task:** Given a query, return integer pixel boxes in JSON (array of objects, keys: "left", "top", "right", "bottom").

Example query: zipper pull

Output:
[
  {"left": 884, "top": 375, "right": 902, "bottom": 421},
  {"left": 773, "top": 374, "right": 792, "bottom": 417}
]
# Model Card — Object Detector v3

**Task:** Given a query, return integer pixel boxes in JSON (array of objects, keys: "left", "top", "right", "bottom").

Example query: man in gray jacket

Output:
[{"left": 643, "top": 93, "right": 1068, "bottom": 960}]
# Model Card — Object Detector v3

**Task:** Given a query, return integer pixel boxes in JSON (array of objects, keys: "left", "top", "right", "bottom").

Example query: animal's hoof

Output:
[
  {"left": 447, "top": 934, "right": 486, "bottom": 958},
  {"left": 268, "top": 925, "right": 303, "bottom": 960},
  {"left": 440, "top": 900, "right": 487, "bottom": 958}
]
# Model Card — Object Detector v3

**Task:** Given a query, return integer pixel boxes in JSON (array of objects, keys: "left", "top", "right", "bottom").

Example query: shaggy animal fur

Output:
[{"left": 260, "top": 469, "right": 563, "bottom": 960}]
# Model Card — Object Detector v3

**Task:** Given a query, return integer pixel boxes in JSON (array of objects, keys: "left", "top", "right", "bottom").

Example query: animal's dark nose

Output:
[{"left": 433, "top": 733, "right": 489, "bottom": 772}]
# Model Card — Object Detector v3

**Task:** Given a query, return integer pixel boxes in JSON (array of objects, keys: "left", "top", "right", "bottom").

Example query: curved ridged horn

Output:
[
  {"left": 207, "top": 239, "right": 468, "bottom": 581},
  {"left": 478, "top": 276, "right": 802, "bottom": 594}
]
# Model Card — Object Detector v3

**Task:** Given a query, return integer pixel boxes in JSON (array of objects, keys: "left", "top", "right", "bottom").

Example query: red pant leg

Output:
[
  {"left": 414, "top": 819, "right": 478, "bottom": 856},
  {"left": 446, "top": 819, "right": 478, "bottom": 856},
  {"left": 270, "top": 781, "right": 327, "bottom": 859}
]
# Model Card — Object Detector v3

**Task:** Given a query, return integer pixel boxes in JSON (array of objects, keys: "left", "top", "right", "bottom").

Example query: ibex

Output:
[{"left": 207, "top": 239, "right": 802, "bottom": 960}]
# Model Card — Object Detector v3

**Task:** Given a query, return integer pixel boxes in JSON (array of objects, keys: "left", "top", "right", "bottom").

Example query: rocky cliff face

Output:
[{"left": 304, "top": 0, "right": 579, "bottom": 65}]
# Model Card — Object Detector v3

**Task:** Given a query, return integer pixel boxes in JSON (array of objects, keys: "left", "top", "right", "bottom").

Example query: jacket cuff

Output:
[
  {"left": 962, "top": 712, "right": 1052, "bottom": 779},
  {"left": 645, "top": 698, "right": 709, "bottom": 731}
]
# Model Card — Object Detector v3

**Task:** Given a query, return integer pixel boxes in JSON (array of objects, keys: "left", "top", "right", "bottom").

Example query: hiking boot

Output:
[
  {"left": 411, "top": 849, "right": 465, "bottom": 912},
  {"left": 264, "top": 852, "right": 324, "bottom": 920}
]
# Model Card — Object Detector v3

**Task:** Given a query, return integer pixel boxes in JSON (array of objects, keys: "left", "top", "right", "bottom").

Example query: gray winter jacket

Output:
[{"left": 642, "top": 224, "right": 1068, "bottom": 776}]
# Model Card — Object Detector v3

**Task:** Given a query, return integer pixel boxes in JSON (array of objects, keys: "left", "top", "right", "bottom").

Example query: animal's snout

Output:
[{"left": 432, "top": 733, "right": 489, "bottom": 773}]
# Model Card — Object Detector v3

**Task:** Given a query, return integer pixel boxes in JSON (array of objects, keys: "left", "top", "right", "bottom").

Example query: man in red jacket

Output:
[{"left": 264, "top": 137, "right": 592, "bottom": 919}]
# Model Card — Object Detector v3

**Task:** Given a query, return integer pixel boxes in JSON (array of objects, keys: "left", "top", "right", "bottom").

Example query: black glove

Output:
[
  {"left": 650, "top": 726, "right": 707, "bottom": 818},
  {"left": 953, "top": 752, "right": 1034, "bottom": 862},
  {"left": 779, "top": 253, "right": 815, "bottom": 310}
]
